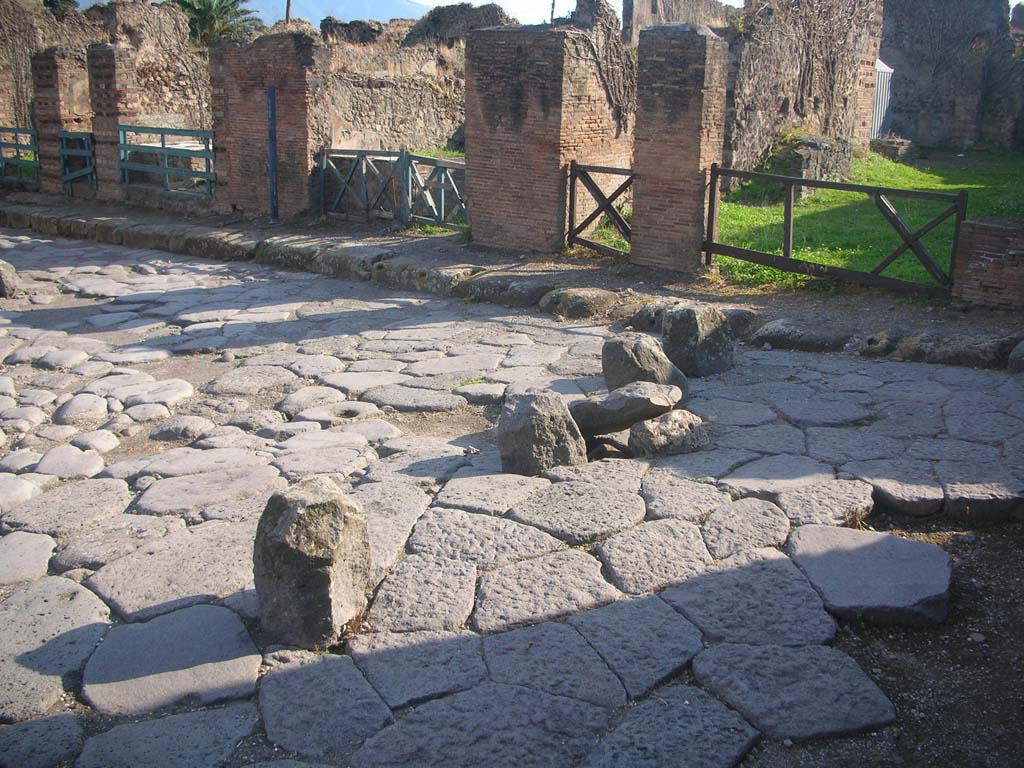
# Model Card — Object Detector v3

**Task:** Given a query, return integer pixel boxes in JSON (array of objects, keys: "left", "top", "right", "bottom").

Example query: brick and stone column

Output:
[
  {"left": 31, "top": 47, "right": 92, "bottom": 195},
  {"left": 87, "top": 43, "right": 139, "bottom": 201},
  {"left": 630, "top": 24, "right": 727, "bottom": 273},
  {"left": 851, "top": 0, "right": 884, "bottom": 145}
]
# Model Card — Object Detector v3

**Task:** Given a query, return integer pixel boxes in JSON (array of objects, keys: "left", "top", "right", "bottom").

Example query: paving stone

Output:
[
  {"left": 276, "top": 386, "right": 347, "bottom": 417},
  {"left": 0, "top": 473, "right": 41, "bottom": 512},
  {"left": 544, "top": 457, "right": 651, "bottom": 492},
  {"left": 0, "top": 449, "right": 41, "bottom": 473},
  {"left": 260, "top": 650, "right": 392, "bottom": 761},
  {"left": 907, "top": 437, "right": 1002, "bottom": 464},
  {"left": 454, "top": 381, "right": 506, "bottom": 404},
  {"left": 1, "top": 405, "right": 47, "bottom": 431},
  {"left": 690, "top": 397, "right": 777, "bottom": 427},
  {"left": 640, "top": 471, "right": 733, "bottom": 522},
  {"left": 228, "top": 408, "right": 285, "bottom": 432},
  {"left": 2, "top": 478, "right": 130, "bottom": 540},
  {"left": 937, "top": 460, "right": 1024, "bottom": 525},
  {"left": 406, "top": 353, "right": 503, "bottom": 376},
  {"left": 321, "top": 371, "right": 411, "bottom": 395},
  {"left": 36, "top": 348, "right": 89, "bottom": 370},
  {"left": 569, "top": 596, "right": 703, "bottom": 699},
  {"left": 700, "top": 498, "right": 791, "bottom": 559},
  {"left": 0, "top": 712, "right": 84, "bottom": 768},
  {"left": 0, "top": 577, "right": 110, "bottom": 722},
  {"left": 508, "top": 481, "right": 645, "bottom": 545},
  {"left": 143, "top": 447, "right": 271, "bottom": 478},
  {"left": 124, "top": 403, "right": 170, "bottom": 422},
  {"left": 662, "top": 548, "right": 835, "bottom": 646},
  {"left": 271, "top": 447, "right": 371, "bottom": 482},
  {"left": 293, "top": 400, "right": 383, "bottom": 426},
  {"left": 346, "top": 358, "right": 407, "bottom": 373},
  {"left": 82, "top": 604, "right": 260, "bottom": 715},
  {"left": 338, "top": 418, "right": 402, "bottom": 444},
  {"left": 52, "top": 514, "right": 185, "bottom": 572},
  {"left": 717, "top": 423, "right": 806, "bottom": 455},
  {"left": 434, "top": 468, "right": 550, "bottom": 515},
  {"left": 348, "top": 629, "right": 487, "bottom": 708},
  {"left": 344, "top": 479, "right": 429, "bottom": 585},
  {"left": 484, "top": 621, "right": 627, "bottom": 707},
  {"left": 805, "top": 427, "right": 904, "bottom": 463},
  {"left": 85, "top": 520, "right": 257, "bottom": 621},
  {"left": 581, "top": 683, "right": 758, "bottom": 768},
  {"left": 693, "top": 644, "right": 895, "bottom": 741},
  {"left": 842, "top": 459, "right": 944, "bottom": 515},
  {"left": 148, "top": 415, "right": 215, "bottom": 441},
  {"left": 289, "top": 354, "right": 345, "bottom": 378},
  {"left": 721, "top": 454, "right": 834, "bottom": 498},
  {"left": 648, "top": 448, "right": 759, "bottom": 482},
  {"left": 34, "top": 444, "right": 104, "bottom": 479},
  {"left": 362, "top": 384, "right": 467, "bottom": 412},
  {"left": 368, "top": 554, "right": 476, "bottom": 632},
  {"left": 205, "top": 365, "right": 299, "bottom": 395},
  {"left": 258, "top": 421, "right": 321, "bottom": 440},
  {"left": 597, "top": 518, "right": 712, "bottom": 594},
  {"left": 81, "top": 372, "right": 154, "bottom": 397},
  {"left": 52, "top": 393, "right": 108, "bottom": 426},
  {"left": 71, "top": 429, "right": 120, "bottom": 453},
  {"left": 409, "top": 506, "right": 563, "bottom": 571},
  {"left": 362, "top": 438, "right": 468, "bottom": 486},
  {"left": 472, "top": 549, "right": 621, "bottom": 633},
  {"left": 0, "top": 531, "right": 55, "bottom": 585},
  {"left": 117, "top": 379, "right": 194, "bottom": 408},
  {"left": 75, "top": 701, "right": 258, "bottom": 768},
  {"left": 787, "top": 524, "right": 952, "bottom": 624},
  {"left": 134, "top": 465, "right": 287, "bottom": 517},
  {"left": 351, "top": 682, "right": 609, "bottom": 768},
  {"left": 945, "top": 409, "right": 1023, "bottom": 444},
  {"left": 775, "top": 479, "right": 875, "bottom": 526}
]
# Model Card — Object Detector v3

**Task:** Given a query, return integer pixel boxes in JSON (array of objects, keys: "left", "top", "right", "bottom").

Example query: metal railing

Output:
[
  {"left": 58, "top": 130, "right": 96, "bottom": 193},
  {"left": 118, "top": 125, "right": 214, "bottom": 195},
  {"left": 0, "top": 128, "right": 40, "bottom": 183}
]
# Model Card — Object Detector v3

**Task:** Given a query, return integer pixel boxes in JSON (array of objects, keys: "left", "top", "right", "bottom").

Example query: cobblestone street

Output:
[{"left": 0, "top": 230, "right": 1021, "bottom": 767}]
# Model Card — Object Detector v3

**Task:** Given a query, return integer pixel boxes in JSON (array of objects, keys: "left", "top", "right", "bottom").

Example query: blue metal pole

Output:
[{"left": 267, "top": 85, "right": 279, "bottom": 224}]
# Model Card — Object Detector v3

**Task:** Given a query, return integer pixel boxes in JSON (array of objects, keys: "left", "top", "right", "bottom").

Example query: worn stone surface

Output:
[
  {"left": 351, "top": 682, "right": 609, "bottom": 768},
  {"left": 0, "top": 531, "right": 55, "bottom": 585},
  {"left": 597, "top": 519, "right": 712, "bottom": 594},
  {"left": 700, "top": 498, "right": 791, "bottom": 559},
  {"left": 787, "top": 525, "right": 952, "bottom": 624},
  {"left": 82, "top": 604, "right": 260, "bottom": 715},
  {"left": 206, "top": 365, "right": 299, "bottom": 395},
  {"left": 497, "top": 388, "right": 587, "bottom": 475},
  {"left": 842, "top": 459, "right": 944, "bottom": 516},
  {"left": 0, "top": 474, "right": 42, "bottom": 513},
  {"left": 581, "top": 683, "right": 759, "bottom": 768},
  {"left": 0, "top": 577, "right": 110, "bottom": 722},
  {"left": 484, "top": 621, "right": 627, "bottom": 708},
  {"left": 135, "top": 466, "right": 287, "bottom": 517},
  {"left": 363, "top": 384, "right": 466, "bottom": 412},
  {"left": 75, "top": 702, "right": 258, "bottom": 768},
  {"left": 641, "top": 471, "right": 732, "bottom": 522},
  {"left": 0, "top": 712, "right": 84, "bottom": 768},
  {"left": 149, "top": 415, "right": 215, "bottom": 441},
  {"left": 508, "top": 481, "right": 645, "bottom": 545},
  {"left": 473, "top": 549, "right": 622, "bottom": 633},
  {"left": 368, "top": 554, "right": 476, "bottom": 632},
  {"left": 52, "top": 393, "right": 108, "bottom": 426},
  {"left": 693, "top": 644, "right": 895, "bottom": 741},
  {"left": 348, "top": 630, "right": 486, "bottom": 709},
  {"left": 629, "top": 409, "right": 709, "bottom": 457},
  {"left": 34, "top": 444, "right": 104, "bottom": 479},
  {"left": 662, "top": 305, "right": 736, "bottom": 377},
  {"left": 569, "top": 596, "right": 703, "bottom": 699},
  {"left": 1, "top": 478, "right": 131, "bottom": 540},
  {"left": 434, "top": 469, "right": 550, "bottom": 515},
  {"left": 569, "top": 382, "right": 682, "bottom": 437},
  {"left": 602, "top": 333, "right": 688, "bottom": 393},
  {"left": 350, "top": 479, "right": 431, "bottom": 585},
  {"left": 254, "top": 478, "right": 370, "bottom": 648},
  {"left": 722, "top": 454, "right": 834, "bottom": 498},
  {"left": 662, "top": 548, "right": 836, "bottom": 646},
  {"left": 775, "top": 479, "right": 875, "bottom": 526},
  {"left": 545, "top": 458, "right": 650, "bottom": 492},
  {"left": 260, "top": 650, "right": 392, "bottom": 761}
]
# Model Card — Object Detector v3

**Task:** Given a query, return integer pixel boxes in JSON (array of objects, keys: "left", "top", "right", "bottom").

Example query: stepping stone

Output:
[
  {"left": 700, "top": 498, "right": 791, "bottom": 559},
  {"left": 597, "top": 519, "right": 712, "bottom": 594},
  {"left": 545, "top": 458, "right": 651, "bottom": 493},
  {"left": 787, "top": 525, "right": 952, "bottom": 624},
  {"left": 350, "top": 480, "right": 431, "bottom": 585},
  {"left": 435, "top": 469, "right": 550, "bottom": 515},
  {"left": 134, "top": 466, "right": 287, "bottom": 517},
  {"left": 362, "top": 385, "right": 467, "bottom": 413},
  {"left": 367, "top": 555, "right": 476, "bottom": 632},
  {"left": 85, "top": 520, "right": 257, "bottom": 621},
  {"left": 276, "top": 386, "right": 347, "bottom": 417},
  {"left": 717, "top": 423, "right": 806, "bottom": 454},
  {"left": 351, "top": 683, "right": 609, "bottom": 768},
  {"left": 321, "top": 371, "right": 411, "bottom": 396},
  {"left": 205, "top": 365, "right": 299, "bottom": 395},
  {"left": 842, "top": 459, "right": 944, "bottom": 515},
  {"left": 472, "top": 549, "right": 622, "bottom": 633},
  {"left": 143, "top": 447, "right": 271, "bottom": 478},
  {"left": 690, "top": 397, "right": 777, "bottom": 426},
  {"left": 693, "top": 644, "right": 895, "bottom": 742},
  {"left": 640, "top": 472, "right": 731, "bottom": 522},
  {"left": 775, "top": 478, "right": 875, "bottom": 526},
  {"left": 348, "top": 630, "right": 487, "bottom": 709},
  {"left": 507, "top": 481, "right": 645, "bottom": 545},
  {"left": 75, "top": 701, "right": 258, "bottom": 768},
  {"left": 52, "top": 514, "right": 185, "bottom": 572},
  {"left": 721, "top": 454, "right": 834, "bottom": 498},
  {"left": 2, "top": 478, "right": 131, "bottom": 540},
  {"left": 569, "top": 596, "right": 703, "bottom": 699},
  {"left": 82, "top": 604, "right": 260, "bottom": 715},
  {"left": 52, "top": 393, "right": 108, "bottom": 426},
  {"left": 261, "top": 650, "right": 392, "bottom": 761},
  {"left": 0, "top": 531, "right": 55, "bottom": 585},
  {"left": 0, "top": 473, "right": 40, "bottom": 512},
  {"left": 0, "top": 712, "right": 84, "bottom": 768},
  {"left": 0, "top": 577, "right": 110, "bottom": 722},
  {"left": 409, "top": 507, "right": 564, "bottom": 571},
  {"left": 661, "top": 548, "right": 835, "bottom": 646},
  {"left": 484, "top": 621, "right": 627, "bottom": 708},
  {"left": 34, "top": 444, "right": 104, "bottom": 479},
  {"left": 581, "top": 684, "right": 758, "bottom": 768}
]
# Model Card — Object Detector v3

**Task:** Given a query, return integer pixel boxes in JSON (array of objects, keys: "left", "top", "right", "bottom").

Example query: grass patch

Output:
[{"left": 411, "top": 145, "right": 465, "bottom": 160}]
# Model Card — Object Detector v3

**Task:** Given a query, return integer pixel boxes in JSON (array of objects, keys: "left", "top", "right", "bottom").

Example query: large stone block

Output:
[
  {"left": 497, "top": 388, "right": 587, "bottom": 476},
  {"left": 662, "top": 305, "right": 736, "bottom": 377}
]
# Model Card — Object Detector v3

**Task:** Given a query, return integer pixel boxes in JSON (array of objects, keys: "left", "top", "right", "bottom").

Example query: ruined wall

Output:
[
  {"left": 403, "top": 3, "right": 514, "bottom": 47},
  {"left": 880, "top": 0, "right": 1019, "bottom": 148},
  {"left": 953, "top": 219, "right": 1024, "bottom": 310},
  {"left": 621, "top": 0, "right": 734, "bottom": 46}
]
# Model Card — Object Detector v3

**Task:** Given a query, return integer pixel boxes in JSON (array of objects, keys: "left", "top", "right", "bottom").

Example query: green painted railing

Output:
[
  {"left": 118, "top": 124, "right": 214, "bottom": 195},
  {"left": 0, "top": 128, "right": 40, "bottom": 183},
  {"left": 58, "top": 130, "right": 96, "bottom": 193}
]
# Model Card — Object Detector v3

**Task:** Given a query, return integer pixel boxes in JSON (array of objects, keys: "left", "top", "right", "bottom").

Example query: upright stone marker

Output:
[{"left": 497, "top": 387, "right": 588, "bottom": 476}]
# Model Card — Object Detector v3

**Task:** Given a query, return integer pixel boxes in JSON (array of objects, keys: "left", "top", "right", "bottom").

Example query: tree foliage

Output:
[{"left": 173, "top": 0, "right": 262, "bottom": 43}]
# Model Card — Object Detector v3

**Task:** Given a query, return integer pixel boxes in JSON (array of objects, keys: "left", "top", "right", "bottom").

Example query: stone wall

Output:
[
  {"left": 953, "top": 219, "right": 1024, "bottom": 310},
  {"left": 621, "top": 0, "right": 734, "bottom": 47}
]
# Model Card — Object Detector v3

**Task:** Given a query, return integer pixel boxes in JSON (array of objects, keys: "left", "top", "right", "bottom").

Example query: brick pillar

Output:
[
  {"left": 87, "top": 44, "right": 139, "bottom": 201},
  {"left": 630, "top": 25, "right": 727, "bottom": 273},
  {"left": 851, "top": 0, "right": 884, "bottom": 145},
  {"left": 32, "top": 47, "right": 92, "bottom": 195}
]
